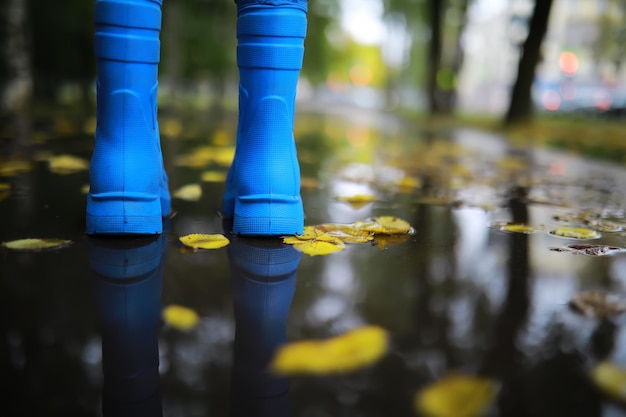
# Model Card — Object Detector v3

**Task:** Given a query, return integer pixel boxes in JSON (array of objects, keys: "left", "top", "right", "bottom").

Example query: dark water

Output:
[{"left": 3, "top": 110, "right": 626, "bottom": 416}]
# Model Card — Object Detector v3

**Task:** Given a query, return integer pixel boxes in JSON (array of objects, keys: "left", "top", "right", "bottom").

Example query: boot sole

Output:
[
  {"left": 233, "top": 194, "right": 303, "bottom": 236},
  {"left": 87, "top": 192, "right": 162, "bottom": 235}
]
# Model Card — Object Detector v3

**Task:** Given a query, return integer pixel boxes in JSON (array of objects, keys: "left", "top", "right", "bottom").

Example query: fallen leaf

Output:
[
  {"left": 549, "top": 244, "right": 624, "bottom": 256},
  {"left": 200, "top": 170, "right": 227, "bottom": 182},
  {"left": 0, "top": 183, "right": 11, "bottom": 202},
  {"left": 0, "top": 160, "right": 33, "bottom": 177},
  {"left": 569, "top": 290, "right": 626, "bottom": 318},
  {"left": 48, "top": 154, "right": 90, "bottom": 174},
  {"left": 283, "top": 226, "right": 345, "bottom": 256},
  {"left": 591, "top": 361, "right": 626, "bottom": 402},
  {"left": 315, "top": 223, "right": 374, "bottom": 243},
  {"left": 335, "top": 194, "right": 376, "bottom": 209},
  {"left": 415, "top": 374, "right": 498, "bottom": 417},
  {"left": 2, "top": 238, "right": 72, "bottom": 251},
  {"left": 270, "top": 325, "right": 388, "bottom": 375},
  {"left": 173, "top": 184, "right": 202, "bottom": 201},
  {"left": 162, "top": 304, "right": 199, "bottom": 331},
  {"left": 81, "top": 184, "right": 90, "bottom": 194},
  {"left": 549, "top": 227, "right": 601, "bottom": 239},
  {"left": 371, "top": 216, "right": 413, "bottom": 234},
  {"left": 500, "top": 224, "right": 542, "bottom": 234},
  {"left": 179, "top": 233, "right": 230, "bottom": 250}
]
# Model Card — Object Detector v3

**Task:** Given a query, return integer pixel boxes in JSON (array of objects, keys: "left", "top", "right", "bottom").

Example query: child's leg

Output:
[
  {"left": 222, "top": 0, "right": 308, "bottom": 236},
  {"left": 87, "top": 0, "right": 170, "bottom": 235}
]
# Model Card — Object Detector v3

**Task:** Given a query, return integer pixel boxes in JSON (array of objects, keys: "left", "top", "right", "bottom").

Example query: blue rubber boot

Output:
[
  {"left": 87, "top": 0, "right": 170, "bottom": 235},
  {"left": 89, "top": 235, "right": 166, "bottom": 416},
  {"left": 222, "top": 2, "right": 307, "bottom": 236},
  {"left": 227, "top": 236, "right": 301, "bottom": 417}
]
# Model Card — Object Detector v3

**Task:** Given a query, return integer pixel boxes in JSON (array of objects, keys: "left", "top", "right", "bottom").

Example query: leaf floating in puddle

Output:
[
  {"left": 334, "top": 194, "right": 376, "bottom": 209},
  {"left": 549, "top": 244, "right": 624, "bottom": 256},
  {"left": 354, "top": 216, "right": 413, "bottom": 234},
  {"left": 162, "top": 304, "right": 200, "bottom": 331},
  {"left": 283, "top": 226, "right": 345, "bottom": 256},
  {"left": 0, "top": 183, "right": 11, "bottom": 202},
  {"left": 200, "top": 170, "right": 227, "bottom": 183},
  {"left": 0, "top": 160, "right": 33, "bottom": 177},
  {"left": 315, "top": 223, "right": 374, "bottom": 243},
  {"left": 591, "top": 362, "right": 626, "bottom": 402},
  {"left": 173, "top": 184, "right": 202, "bottom": 201},
  {"left": 569, "top": 290, "right": 626, "bottom": 318},
  {"left": 2, "top": 238, "right": 72, "bottom": 251},
  {"left": 48, "top": 154, "right": 89, "bottom": 174},
  {"left": 500, "top": 223, "right": 542, "bottom": 234},
  {"left": 549, "top": 227, "right": 601, "bottom": 239},
  {"left": 270, "top": 325, "right": 388, "bottom": 375},
  {"left": 415, "top": 374, "right": 499, "bottom": 417},
  {"left": 179, "top": 233, "right": 229, "bottom": 250}
]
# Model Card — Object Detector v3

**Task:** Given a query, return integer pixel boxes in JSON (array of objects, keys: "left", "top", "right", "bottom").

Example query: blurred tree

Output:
[
  {"left": 28, "top": 0, "right": 94, "bottom": 106},
  {"left": 505, "top": 0, "right": 554, "bottom": 125},
  {"left": 0, "top": 0, "right": 32, "bottom": 115}
]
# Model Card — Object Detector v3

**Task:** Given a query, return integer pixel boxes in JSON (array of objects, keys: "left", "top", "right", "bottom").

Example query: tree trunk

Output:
[
  {"left": 426, "top": 0, "right": 444, "bottom": 115},
  {"left": 504, "top": 0, "right": 554, "bottom": 125}
]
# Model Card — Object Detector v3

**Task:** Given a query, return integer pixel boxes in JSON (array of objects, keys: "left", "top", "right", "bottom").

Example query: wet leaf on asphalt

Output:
[
  {"left": 414, "top": 374, "right": 499, "bottom": 417},
  {"left": 569, "top": 290, "right": 626, "bottom": 318},
  {"left": 590, "top": 362, "right": 626, "bottom": 402},
  {"left": 270, "top": 325, "right": 388, "bottom": 375},
  {"left": 48, "top": 154, "right": 90, "bottom": 174},
  {"left": 549, "top": 244, "right": 624, "bottom": 256},
  {"left": 0, "top": 183, "right": 11, "bottom": 202},
  {"left": 179, "top": 233, "right": 229, "bottom": 250},
  {"left": 360, "top": 216, "right": 413, "bottom": 234},
  {"left": 0, "top": 160, "right": 33, "bottom": 177},
  {"left": 173, "top": 184, "right": 202, "bottom": 201},
  {"left": 1, "top": 238, "right": 72, "bottom": 251},
  {"left": 549, "top": 226, "right": 601, "bottom": 239},
  {"left": 162, "top": 304, "right": 199, "bottom": 331}
]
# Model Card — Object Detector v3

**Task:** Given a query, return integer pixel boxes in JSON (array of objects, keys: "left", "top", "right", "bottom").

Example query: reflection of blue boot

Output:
[
  {"left": 89, "top": 235, "right": 166, "bottom": 417},
  {"left": 87, "top": 0, "right": 170, "bottom": 235},
  {"left": 222, "top": 1, "right": 307, "bottom": 236},
  {"left": 227, "top": 236, "right": 301, "bottom": 417}
]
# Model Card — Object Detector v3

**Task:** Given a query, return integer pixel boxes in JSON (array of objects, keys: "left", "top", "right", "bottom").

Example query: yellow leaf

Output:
[
  {"left": 0, "top": 160, "right": 33, "bottom": 177},
  {"left": 335, "top": 194, "right": 376, "bottom": 209},
  {"left": 0, "top": 183, "right": 11, "bottom": 202},
  {"left": 283, "top": 226, "right": 345, "bottom": 256},
  {"left": 291, "top": 239, "right": 345, "bottom": 256},
  {"left": 270, "top": 325, "right": 388, "bottom": 375},
  {"left": 2, "top": 238, "right": 72, "bottom": 251},
  {"left": 315, "top": 223, "right": 374, "bottom": 243},
  {"left": 200, "top": 170, "right": 227, "bottom": 182},
  {"left": 550, "top": 227, "right": 601, "bottom": 239},
  {"left": 396, "top": 176, "right": 421, "bottom": 192},
  {"left": 173, "top": 184, "right": 202, "bottom": 201},
  {"left": 415, "top": 374, "right": 498, "bottom": 417},
  {"left": 161, "top": 118, "right": 183, "bottom": 137},
  {"left": 162, "top": 304, "right": 200, "bottom": 331},
  {"left": 374, "top": 216, "right": 412, "bottom": 234},
  {"left": 500, "top": 224, "right": 541, "bottom": 234},
  {"left": 48, "top": 154, "right": 89, "bottom": 174},
  {"left": 179, "top": 233, "right": 229, "bottom": 250},
  {"left": 81, "top": 184, "right": 90, "bottom": 194},
  {"left": 591, "top": 362, "right": 626, "bottom": 402}
]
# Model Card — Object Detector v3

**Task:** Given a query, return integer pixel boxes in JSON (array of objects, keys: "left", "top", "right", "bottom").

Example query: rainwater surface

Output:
[{"left": 3, "top": 109, "right": 626, "bottom": 416}]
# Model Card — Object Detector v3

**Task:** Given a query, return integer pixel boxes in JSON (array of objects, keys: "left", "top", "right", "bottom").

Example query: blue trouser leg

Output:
[
  {"left": 87, "top": 0, "right": 170, "bottom": 235},
  {"left": 222, "top": 1, "right": 308, "bottom": 236}
]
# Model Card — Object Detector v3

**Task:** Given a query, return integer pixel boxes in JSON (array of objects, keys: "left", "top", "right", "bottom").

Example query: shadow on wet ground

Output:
[{"left": 3, "top": 109, "right": 626, "bottom": 416}]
